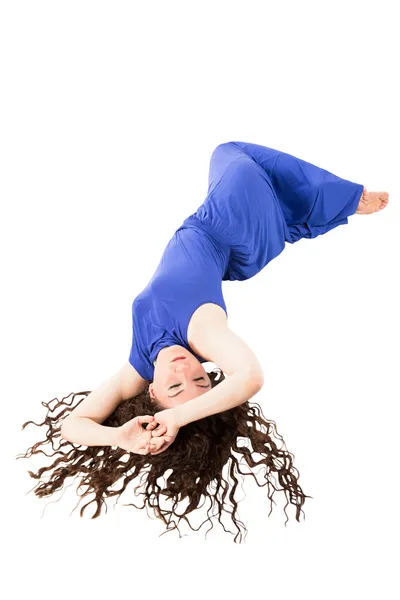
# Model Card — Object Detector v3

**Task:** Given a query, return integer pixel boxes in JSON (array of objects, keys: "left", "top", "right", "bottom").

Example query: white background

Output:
[{"left": 2, "top": 1, "right": 399, "bottom": 598}]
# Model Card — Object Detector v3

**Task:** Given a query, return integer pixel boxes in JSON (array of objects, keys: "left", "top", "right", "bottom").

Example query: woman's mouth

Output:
[{"left": 171, "top": 356, "right": 186, "bottom": 363}]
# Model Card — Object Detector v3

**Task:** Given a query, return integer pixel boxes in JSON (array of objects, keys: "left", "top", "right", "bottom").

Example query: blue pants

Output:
[{"left": 207, "top": 141, "right": 364, "bottom": 244}]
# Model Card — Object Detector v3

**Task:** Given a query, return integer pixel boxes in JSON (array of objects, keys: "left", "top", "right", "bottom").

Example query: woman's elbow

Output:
[{"left": 246, "top": 368, "right": 264, "bottom": 391}]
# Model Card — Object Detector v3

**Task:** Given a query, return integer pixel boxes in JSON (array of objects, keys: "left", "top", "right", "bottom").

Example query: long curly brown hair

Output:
[{"left": 17, "top": 367, "right": 312, "bottom": 543}]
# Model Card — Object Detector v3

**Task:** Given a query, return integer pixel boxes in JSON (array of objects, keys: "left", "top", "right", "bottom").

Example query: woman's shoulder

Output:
[
  {"left": 187, "top": 303, "right": 228, "bottom": 354},
  {"left": 187, "top": 303, "right": 263, "bottom": 380}
]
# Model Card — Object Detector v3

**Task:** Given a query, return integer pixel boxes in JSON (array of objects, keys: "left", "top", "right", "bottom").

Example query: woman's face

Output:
[{"left": 149, "top": 345, "right": 212, "bottom": 408}]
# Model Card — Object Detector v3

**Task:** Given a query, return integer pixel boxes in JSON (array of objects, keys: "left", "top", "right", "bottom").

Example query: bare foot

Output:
[{"left": 356, "top": 187, "right": 389, "bottom": 215}]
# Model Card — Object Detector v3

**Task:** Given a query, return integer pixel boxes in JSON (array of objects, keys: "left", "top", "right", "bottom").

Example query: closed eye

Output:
[
  {"left": 168, "top": 376, "right": 210, "bottom": 397},
  {"left": 169, "top": 377, "right": 206, "bottom": 390}
]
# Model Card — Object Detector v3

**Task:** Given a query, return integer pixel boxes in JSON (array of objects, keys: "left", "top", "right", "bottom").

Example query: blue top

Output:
[
  {"left": 128, "top": 224, "right": 230, "bottom": 381},
  {"left": 128, "top": 142, "right": 363, "bottom": 381}
]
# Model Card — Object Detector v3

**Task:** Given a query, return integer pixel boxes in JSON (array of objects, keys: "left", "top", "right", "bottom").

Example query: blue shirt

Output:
[
  {"left": 128, "top": 224, "right": 230, "bottom": 381},
  {"left": 128, "top": 141, "right": 363, "bottom": 381}
]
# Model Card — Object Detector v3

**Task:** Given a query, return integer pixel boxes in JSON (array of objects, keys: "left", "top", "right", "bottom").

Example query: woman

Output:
[{"left": 18, "top": 141, "right": 389, "bottom": 543}]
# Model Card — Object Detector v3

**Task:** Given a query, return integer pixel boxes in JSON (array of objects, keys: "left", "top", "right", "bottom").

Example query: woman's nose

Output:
[{"left": 174, "top": 361, "right": 188, "bottom": 371}]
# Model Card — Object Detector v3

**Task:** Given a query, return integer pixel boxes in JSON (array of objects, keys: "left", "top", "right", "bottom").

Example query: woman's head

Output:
[
  {"left": 17, "top": 368, "right": 313, "bottom": 543},
  {"left": 149, "top": 345, "right": 211, "bottom": 408}
]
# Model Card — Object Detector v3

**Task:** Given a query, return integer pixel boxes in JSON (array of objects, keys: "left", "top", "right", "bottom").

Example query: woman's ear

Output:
[{"left": 148, "top": 384, "right": 155, "bottom": 401}]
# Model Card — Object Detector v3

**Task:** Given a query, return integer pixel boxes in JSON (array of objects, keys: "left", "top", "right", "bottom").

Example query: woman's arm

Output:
[
  {"left": 63, "top": 362, "right": 146, "bottom": 424},
  {"left": 60, "top": 362, "right": 147, "bottom": 445},
  {"left": 174, "top": 369, "right": 263, "bottom": 427},
  {"left": 180, "top": 305, "right": 264, "bottom": 424},
  {"left": 60, "top": 416, "right": 120, "bottom": 447}
]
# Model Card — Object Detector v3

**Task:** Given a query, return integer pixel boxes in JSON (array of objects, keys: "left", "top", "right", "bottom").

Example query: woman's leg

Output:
[
  {"left": 207, "top": 142, "right": 249, "bottom": 195},
  {"left": 227, "top": 141, "right": 389, "bottom": 241}
]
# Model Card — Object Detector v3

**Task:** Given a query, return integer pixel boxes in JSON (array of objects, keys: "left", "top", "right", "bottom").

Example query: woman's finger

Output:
[
  {"left": 151, "top": 437, "right": 165, "bottom": 449},
  {"left": 150, "top": 439, "right": 168, "bottom": 455},
  {"left": 138, "top": 416, "right": 155, "bottom": 424},
  {"left": 150, "top": 425, "right": 167, "bottom": 437}
]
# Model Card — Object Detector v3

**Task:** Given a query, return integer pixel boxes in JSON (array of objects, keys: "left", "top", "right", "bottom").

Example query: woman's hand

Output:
[
  {"left": 145, "top": 408, "right": 181, "bottom": 455},
  {"left": 116, "top": 415, "right": 160, "bottom": 455}
]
